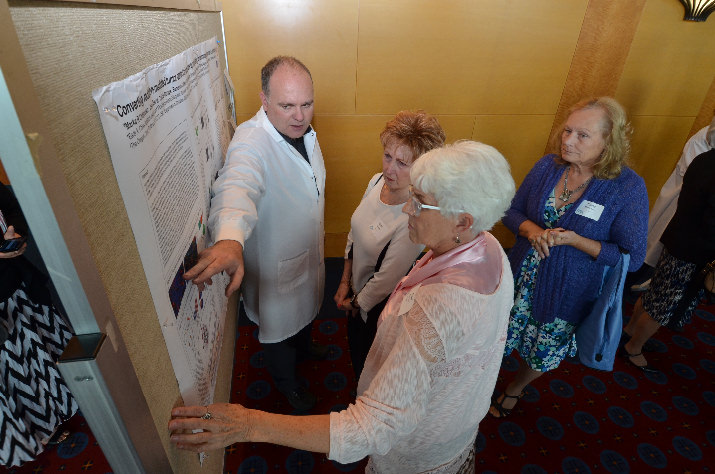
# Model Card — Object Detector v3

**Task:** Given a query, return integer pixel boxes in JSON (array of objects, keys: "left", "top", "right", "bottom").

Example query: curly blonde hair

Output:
[
  {"left": 380, "top": 110, "right": 446, "bottom": 161},
  {"left": 551, "top": 97, "right": 632, "bottom": 179}
]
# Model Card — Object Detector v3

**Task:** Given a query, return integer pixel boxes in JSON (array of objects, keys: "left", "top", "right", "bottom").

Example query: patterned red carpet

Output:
[
  {"left": 477, "top": 300, "right": 715, "bottom": 474},
  {"left": 2, "top": 413, "right": 107, "bottom": 473},
  {"left": 4, "top": 295, "right": 714, "bottom": 473},
  {"left": 224, "top": 299, "right": 715, "bottom": 473}
]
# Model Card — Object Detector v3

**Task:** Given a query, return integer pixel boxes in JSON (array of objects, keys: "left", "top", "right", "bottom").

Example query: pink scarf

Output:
[
  {"left": 393, "top": 232, "right": 489, "bottom": 294},
  {"left": 378, "top": 233, "right": 502, "bottom": 327}
]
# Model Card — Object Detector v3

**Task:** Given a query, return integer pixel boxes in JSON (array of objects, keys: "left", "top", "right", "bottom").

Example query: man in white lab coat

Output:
[{"left": 185, "top": 56, "right": 326, "bottom": 411}]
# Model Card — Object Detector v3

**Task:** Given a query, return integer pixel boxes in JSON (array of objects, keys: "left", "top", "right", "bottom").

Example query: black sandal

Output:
[{"left": 489, "top": 390, "right": 524, "bottom": 418}]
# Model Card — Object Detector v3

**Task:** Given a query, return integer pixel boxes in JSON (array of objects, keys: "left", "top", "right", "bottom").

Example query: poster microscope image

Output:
[{"left": 93, "top": 37, "right": 232, "bottom": 407}]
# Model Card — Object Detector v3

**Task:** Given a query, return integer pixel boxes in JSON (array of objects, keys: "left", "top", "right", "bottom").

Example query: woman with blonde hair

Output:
[
  {"left": 490, "top": 97, "right": 649, "bottom": 418},
  {"left": 334, "top": 110, "right": 445, "bottom": 379}
]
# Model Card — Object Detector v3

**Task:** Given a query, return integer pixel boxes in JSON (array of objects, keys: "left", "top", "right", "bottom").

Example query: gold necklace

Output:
[{"left": 559, "top": 166, "right": 592, "bottom": 203}]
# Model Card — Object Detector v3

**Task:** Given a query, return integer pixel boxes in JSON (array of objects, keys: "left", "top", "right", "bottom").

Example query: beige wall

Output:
[{"left": 222, "top": 0, "right": 715, "bottom": 255}]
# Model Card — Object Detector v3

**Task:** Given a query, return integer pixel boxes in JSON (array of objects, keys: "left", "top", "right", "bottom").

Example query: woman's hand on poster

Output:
[{"left": 169, "top": 403, "right": 251, "bottom": 452}]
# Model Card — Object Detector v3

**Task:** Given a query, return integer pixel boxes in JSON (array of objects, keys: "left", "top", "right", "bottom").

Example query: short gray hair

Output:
[
  {"left": 411, "top": 140, "right": 515, "bottom": 233},
  {"left": 261, "top": 56, "right": 312, "bottom": 97}
]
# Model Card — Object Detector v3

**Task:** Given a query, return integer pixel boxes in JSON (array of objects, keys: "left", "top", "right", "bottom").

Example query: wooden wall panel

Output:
[
  {"left": 548, "top": 0, "right": 646, "bottom": 146},
  {"left": 356, "top": 0, "right": 587, "bottom": 115},
  {"left": 316, "top": 113, "right": 477, "bottom": 235},
  {"left": 472, "top": 115, "right": 555, "bottom": 185},
  {"left": 615, "top": 0, "right": 715, "bottom": 206},
  {"left": 629, "top": 115, "right": 695, "bottom": 205},
  {"left": 315, "top": 115, "right": 390, "bottom": 235},
  {"left": 222, "top": 0, "right": 359, "bottom": 115},
  {"left": 220, "top": 0, "right": 715, "bottom": 255},
  {"left": 690, "top": 74, "right": 715, "bottom": 136},
  {"left": 616, "top": 0, "right": 715, "bottom": 117}
]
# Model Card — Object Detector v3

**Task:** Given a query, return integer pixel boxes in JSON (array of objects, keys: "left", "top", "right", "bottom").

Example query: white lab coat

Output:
[
  {"left": 645, "top": 126, "right": 712, "bottom": 266},
  {"left": 209, "top": 108, "right": 325, "bottom": 343}
]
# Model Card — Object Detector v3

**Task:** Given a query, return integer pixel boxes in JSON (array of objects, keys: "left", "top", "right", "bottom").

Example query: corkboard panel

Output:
[
  {"left": 9, "top": 2, "right": 232, "bottom": 472},
  {"left": 45, "top": 0, "right": 221, "bottom": 10}
]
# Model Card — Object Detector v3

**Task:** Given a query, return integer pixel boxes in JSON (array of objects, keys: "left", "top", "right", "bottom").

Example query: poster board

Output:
[
  {"left": 92, "top": 38, "right": 231, "bottom": 409},
  {"left": 7, "top": 1, "right": 236, "bottom": 472}
]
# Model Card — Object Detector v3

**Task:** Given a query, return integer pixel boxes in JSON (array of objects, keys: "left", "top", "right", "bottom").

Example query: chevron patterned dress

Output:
[{"left": 0, "top": 284, "right": 78, "bottom": 467}]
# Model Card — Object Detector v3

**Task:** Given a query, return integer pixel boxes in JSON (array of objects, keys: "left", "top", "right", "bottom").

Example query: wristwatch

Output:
[{"left": 350, "top": 293, "right": 360, "bottom": 309}]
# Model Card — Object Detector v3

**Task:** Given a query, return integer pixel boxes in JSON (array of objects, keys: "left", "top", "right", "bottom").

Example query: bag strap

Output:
[
  {"left": 346, "top": 174, "right": 384, "bottom": 260},
  {"left": 374, "top": 240, "right": 391, "bottom": 274}
]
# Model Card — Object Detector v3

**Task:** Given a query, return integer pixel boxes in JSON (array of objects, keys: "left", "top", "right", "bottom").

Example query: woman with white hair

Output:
[{"left": 169, "top": 140, "right": 516, "bottom": 473}]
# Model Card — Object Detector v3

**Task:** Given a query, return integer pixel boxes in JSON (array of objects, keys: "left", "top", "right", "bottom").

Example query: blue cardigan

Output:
[
  {"left": 503, "top": 155, "right": 648, "bottom": 325},
  {"left": 576, "top": 252, "right": 630, "bottom": 371}
]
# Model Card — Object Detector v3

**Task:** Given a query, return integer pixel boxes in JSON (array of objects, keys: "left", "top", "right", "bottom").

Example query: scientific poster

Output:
[{"left": 92, "top": 37, "right": 231, "bottom": 407}]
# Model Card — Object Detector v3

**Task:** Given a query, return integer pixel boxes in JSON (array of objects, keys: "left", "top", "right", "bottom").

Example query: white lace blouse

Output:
[{"left": 329, "top": 234, "right": 514, "bottom": 473}]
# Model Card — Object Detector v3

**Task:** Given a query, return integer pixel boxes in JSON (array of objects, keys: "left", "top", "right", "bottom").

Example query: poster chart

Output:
[{"left": 93, "top": 37, "right": 232, "bottom": 407}]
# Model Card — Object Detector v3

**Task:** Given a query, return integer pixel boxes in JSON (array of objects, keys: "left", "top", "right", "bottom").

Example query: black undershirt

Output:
[{"left": 278, "top": 126, "right": 312, "bottom": 164}]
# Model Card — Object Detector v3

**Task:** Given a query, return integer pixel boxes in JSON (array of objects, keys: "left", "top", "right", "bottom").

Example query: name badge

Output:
[
  {"left": 575, "top": 200, "right": 604, "bottom": 221},
  {"left": 398, "top": 284, "right": 421, "bottom": 316},
  {"left": 369, "top": 218, "right": 388, "bottom": 240}
]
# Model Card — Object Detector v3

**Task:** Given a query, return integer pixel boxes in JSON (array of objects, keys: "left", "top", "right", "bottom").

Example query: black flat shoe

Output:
[{"left": 620, "top": 347, "right": 658, "bottom": 374}]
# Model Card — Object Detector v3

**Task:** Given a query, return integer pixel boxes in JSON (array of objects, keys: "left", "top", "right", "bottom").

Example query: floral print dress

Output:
[{"left": 504, "top": 190, "right": 577, "bottom": 372}]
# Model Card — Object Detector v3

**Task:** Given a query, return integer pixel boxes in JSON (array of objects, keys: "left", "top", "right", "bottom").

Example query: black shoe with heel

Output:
[
  {"left": 620, "top": 346, "right": 658, "bottom": 374},
  {"left": 489, "top": 390, "right": 524, "bottom": 418}
]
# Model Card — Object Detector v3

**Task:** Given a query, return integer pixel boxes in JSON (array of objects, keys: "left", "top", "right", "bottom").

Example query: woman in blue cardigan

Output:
[{"left": 489, "top": 97, "right": 649, "bottom": 417}]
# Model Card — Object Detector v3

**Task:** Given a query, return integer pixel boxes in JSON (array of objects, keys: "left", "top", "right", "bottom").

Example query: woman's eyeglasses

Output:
[{"left": 407, "top": 186, "right": 444, "bottom": 217}]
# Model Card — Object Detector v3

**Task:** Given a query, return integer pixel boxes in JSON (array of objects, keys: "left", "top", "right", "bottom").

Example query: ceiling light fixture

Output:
[{"left": 679, "top": 0, "right": 715, "bottom": 21}]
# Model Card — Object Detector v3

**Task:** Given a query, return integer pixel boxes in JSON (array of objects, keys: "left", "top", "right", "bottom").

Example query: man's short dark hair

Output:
[{"left": 261, "top": 56, "right": 313, "bottom": 98}]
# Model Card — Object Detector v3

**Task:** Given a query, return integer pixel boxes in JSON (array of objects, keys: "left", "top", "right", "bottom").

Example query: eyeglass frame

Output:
[{"left": 407, "top": 185, "right": 465, "bottom": 217}]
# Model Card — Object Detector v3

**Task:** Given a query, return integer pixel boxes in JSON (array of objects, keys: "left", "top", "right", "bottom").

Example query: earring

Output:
[{"left": 455, "top": 234, "right": 461, "bottom": 244}]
